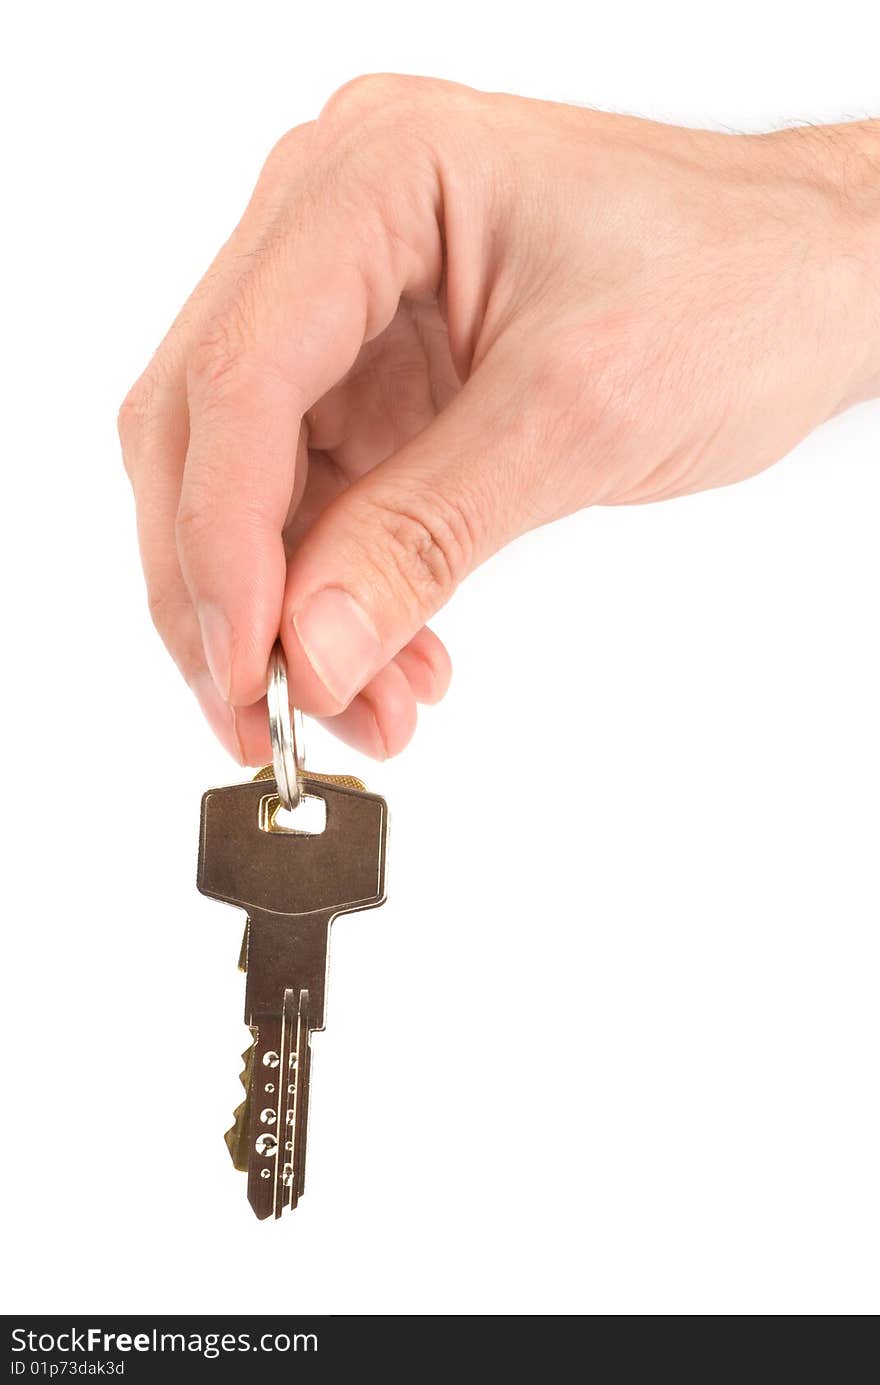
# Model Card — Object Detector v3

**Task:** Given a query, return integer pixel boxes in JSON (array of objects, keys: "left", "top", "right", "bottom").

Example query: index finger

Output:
[{"left": 176, "top": 90, "right": 443, "bottom": 709}]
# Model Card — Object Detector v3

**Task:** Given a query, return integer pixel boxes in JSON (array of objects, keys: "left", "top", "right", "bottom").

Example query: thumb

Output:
[{"left": 281, "top": 369, "right": 528, "bottom": 715}]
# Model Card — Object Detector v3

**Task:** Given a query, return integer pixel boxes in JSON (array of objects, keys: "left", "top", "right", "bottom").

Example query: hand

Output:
[{"left": 119, "top": 76, "right": 880, "bottom": 764}]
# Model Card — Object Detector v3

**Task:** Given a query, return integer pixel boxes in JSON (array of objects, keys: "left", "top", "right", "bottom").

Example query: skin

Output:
[{"left": 119, "top": 76, "right": 880, "bottom": 764}]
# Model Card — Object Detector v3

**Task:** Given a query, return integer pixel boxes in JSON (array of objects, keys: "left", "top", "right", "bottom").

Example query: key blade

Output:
[
  {"left": 288, "top": 991, "right": 312, "bottom": 1211},
  {"left": 246, "top": 991, "right": 313, "bottom": 1219}
]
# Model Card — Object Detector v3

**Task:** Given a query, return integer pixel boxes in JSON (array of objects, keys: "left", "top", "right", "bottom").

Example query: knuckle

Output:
[
  {"left": 317, "top": 74, "right": 451, "bottom": 158},
  {"left": 175, "top": 493, "right": 216, "bottom": 553},
  {"left": 259, "top": 121, "right": 315, "bottom": 185},
  {"left": 117, "top": 371, "right": 156, "bottom": 465},
  {"left": 187, "top": 296, "right": 256, "bottom": 398},
  {"left": 145, "top": 580, "right": 186, "bottom": 636},
  {"left": 363, "top": 489, "right": 476, "bottom": 613},
  {"left": 176, "top": 486, "right": 270, "bottom": 563},
  {"left": 319, "top": 73, "right": 413, "bottom": 131}
]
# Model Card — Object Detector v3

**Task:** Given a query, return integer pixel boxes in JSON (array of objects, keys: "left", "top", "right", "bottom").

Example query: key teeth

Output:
[
  {"left": 224, "top": 1106, "right": 248, "bottom": 1171},
  {"left": 224, "top": 1033, "right": 256, "bottom": 1173},
  {"left": 238, "top": 1045, "right": 252, "bottom": 1087}
]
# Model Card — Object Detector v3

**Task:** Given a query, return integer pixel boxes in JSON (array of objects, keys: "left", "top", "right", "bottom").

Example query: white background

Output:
[{"left": 2, "top": 0, "right": 878, "bottom": 1316}]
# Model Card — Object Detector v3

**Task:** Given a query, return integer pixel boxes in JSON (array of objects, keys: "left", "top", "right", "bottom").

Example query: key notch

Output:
[{"left": 258, "top": 792, "right": 327, "bottom": 836}]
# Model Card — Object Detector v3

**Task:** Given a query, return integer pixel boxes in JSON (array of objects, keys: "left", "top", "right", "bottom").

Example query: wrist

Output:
[
  {"left": 762, "top": 121, "right": 880, "bottom": 409},
  {"left": 822, "top": 122, "right": 880, "bottom": 405}
]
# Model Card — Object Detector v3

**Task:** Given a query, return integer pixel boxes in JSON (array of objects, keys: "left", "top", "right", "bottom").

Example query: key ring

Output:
[{"left": 267, "top": 640, "right": 305, "bottom": 810}]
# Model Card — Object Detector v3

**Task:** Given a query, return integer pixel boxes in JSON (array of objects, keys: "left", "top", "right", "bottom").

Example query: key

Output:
[{"left": 198, "top": 769, "right": 388, "bottom": 1218}]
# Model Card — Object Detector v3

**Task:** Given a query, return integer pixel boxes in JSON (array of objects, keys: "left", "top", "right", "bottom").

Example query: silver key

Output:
[{"left": 198, "top": 770, "right": 388, "bottom": 1218}]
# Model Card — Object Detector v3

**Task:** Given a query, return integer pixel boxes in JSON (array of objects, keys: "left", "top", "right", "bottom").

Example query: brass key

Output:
[{"left": 198, "top": 771, "right": 388, "bottom": 1218}]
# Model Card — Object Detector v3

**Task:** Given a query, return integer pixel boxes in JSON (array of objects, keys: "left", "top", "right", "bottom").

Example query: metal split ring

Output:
[{"left": 267, "top": 641, "right": 305, "bottom": 810}]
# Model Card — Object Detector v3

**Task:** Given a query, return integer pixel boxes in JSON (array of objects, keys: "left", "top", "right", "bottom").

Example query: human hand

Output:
[{"left": 119, "top": 76, "right": 880, "bottom": 763}]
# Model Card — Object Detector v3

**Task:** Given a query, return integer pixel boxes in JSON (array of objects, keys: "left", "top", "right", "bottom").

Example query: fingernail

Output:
[
  {"left": 191, "top": 671, "right": 245, "bottom": 763},
  {"left": 198, "top": 602, "right": 233, "bottom": 701},
  {"left": 293, "top": 587, "right": 382, "bottom": 708}
]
